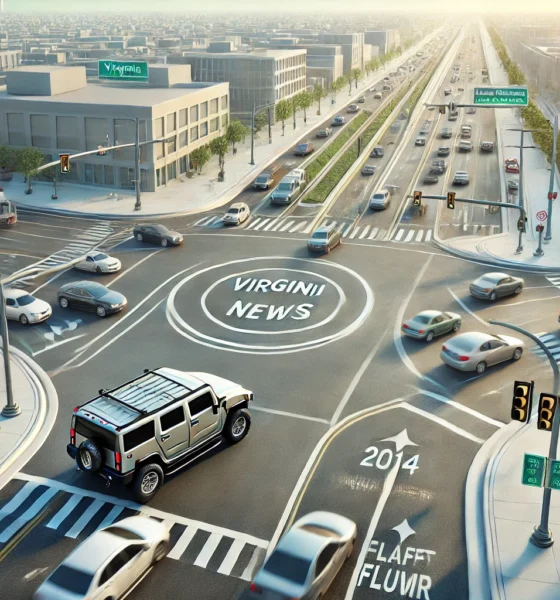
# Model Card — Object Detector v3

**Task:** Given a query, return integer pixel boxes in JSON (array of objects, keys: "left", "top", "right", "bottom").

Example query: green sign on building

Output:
[
  {"left": 473, "top": 86, "right": 528, "bottom": 107},
  {"left": 546, "top": 459, "right": 560, "bottom": 491},
  {"left": 98, "top": 60, "right": 149, "bottom": 81},
  {"left": 522, "top": 453, "right": 547, "bottom": 488}
]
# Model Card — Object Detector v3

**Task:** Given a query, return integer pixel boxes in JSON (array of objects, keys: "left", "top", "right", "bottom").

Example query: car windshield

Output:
[
  {"left": 48, "top": 565, "right": 94, "bottom": 595},
  {"left": 103, "top": 526, "right": 143, "bottom": 540},
  {"left": 255, "top": 176, "right": 268, "bottom": 183},
  {"left": 92, "top": 253, "right": 108, "bottom": 261},
  {"left": 312, "top": 231, "right": 328, "bottom": 239},
  {"left": 296, "top": 144, "right": 307, "bottom": 150},
  {"left": 264, "top": 550, "right": 311, "bottom": 585},
  {"left": 86, "top": 285, "right": 109, "bottom": 300},
  {"left": 17, "top": 294, "right": 36, "bottom": 306},
  {"left": 228, "top": 208, "right": 240, "bottom": 214},
  {"left": 414, "top": 315, "right": 432, "bottom": 325},
  {"left": 277, "top": 183, "right": 292, "bottom": 191},
  {"left": 373, "top": 194, "right": 385, "bottom": 201}
]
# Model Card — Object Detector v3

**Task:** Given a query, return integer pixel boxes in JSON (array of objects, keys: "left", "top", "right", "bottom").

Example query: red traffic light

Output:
[{"left": 554, "top": 192, "right": 558, "bottom": 200}]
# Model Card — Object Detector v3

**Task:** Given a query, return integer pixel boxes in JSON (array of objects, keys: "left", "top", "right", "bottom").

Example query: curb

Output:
[{"left": 0, "top": 347, "right": 58, "bottom": 490}]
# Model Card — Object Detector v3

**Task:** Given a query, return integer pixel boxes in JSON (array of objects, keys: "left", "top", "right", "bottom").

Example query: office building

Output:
[
  {"left": 318, "top": 33, "right": 364, "bottom": 73},
  {"left": 364, "top": 30, "right": 401, "bottom": 55}
]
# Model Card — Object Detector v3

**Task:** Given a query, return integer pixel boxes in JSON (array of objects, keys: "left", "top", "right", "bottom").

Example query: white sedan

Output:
[
  {"left": 33, "top": 516, "right": 169, "bottom": 600},
  {"left": 223, "top": 202, "right": 250, "bottom": 225},
  {"left": 4, "top": 288, "right": 51, "bottom": 325},
  {"left": 75, "top": 252, "right": 121, "bottom": 274}
]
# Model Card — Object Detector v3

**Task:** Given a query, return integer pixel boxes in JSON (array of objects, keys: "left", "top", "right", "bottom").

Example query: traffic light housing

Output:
[
  {"left": 511, "top": 380, "right": 534, "bottom": 423},
  {"left": 537, "top": 393, "right": 558, "bottom": 431},
  {"left": 413, "top": 190, "right": 422, "bottom": 206},
  {"left": 447, "top": 191, "right": 455, "bottom": 210},
  {"left": 449, "top": 102, "right": 456, "bottom": 112},
  {"left": 60, "top": 154, "right": 70, "bottom": 174},
  {"left": 517, "top": 215, "right": 527, "bottom": 232}
]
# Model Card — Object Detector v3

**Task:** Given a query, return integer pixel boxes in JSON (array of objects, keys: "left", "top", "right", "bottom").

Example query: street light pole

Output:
[
  {"left": 267, "top": 107, "right": 272, "bottom": 145},
  {"left": 545, "top": 114, "right": 558, "bottom": 241},
  {"left": 133, "top": 117, "right": 141, "bottom": 211},
  {"left": 0, "top": 280, "right": 20, "bottom": 418},
  {"left": 250, "top": 103, "right": 256, "bottom": 166}
]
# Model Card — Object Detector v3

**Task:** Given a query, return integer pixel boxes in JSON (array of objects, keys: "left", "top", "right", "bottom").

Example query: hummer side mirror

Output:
[{"left": 212, "top": 404, "right": 218, "bottom": 415}]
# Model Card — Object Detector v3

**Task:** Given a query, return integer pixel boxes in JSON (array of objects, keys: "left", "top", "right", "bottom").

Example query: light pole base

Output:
[
  {"left": 534, "top": 248, "right": 544, "bottom": 257},
  {"left": 530, "top": 525, "right": 554, "bottom": 548},
  {"left": 134, "top": 203, "right": 141, "bottom": 212},
  {"left": 515, "top": 246, "right": 523, "bottom": 254},
  {"left": 2, "top": 403, "right": 21, "bottom": 418}
]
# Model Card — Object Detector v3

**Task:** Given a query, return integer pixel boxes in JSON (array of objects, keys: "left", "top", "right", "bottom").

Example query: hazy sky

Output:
[{"left": 1, "top": 0, "right": 560, "bottom": 12}]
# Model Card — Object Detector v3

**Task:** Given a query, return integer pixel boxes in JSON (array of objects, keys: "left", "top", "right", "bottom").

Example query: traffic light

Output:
[
  {"left": 511, "top": 380, "right": 534, "bottom": 423},
  {"left": 439, "top": 106, "right": 446, "bottom": 114},
  {"left": 413, "top": 190, "right": 422, "bottom": 206},
  {"left": 60, "top": 154, "right": 70, "bottom": 174},
  {"left": 97, "top": 145, "right": 106, "bottom": 156},
  {"left": 447, "top": 191, "right": 455, "bottom": 210},
  {"left": 517, "top": 215, "right": 527, "bottom": 232},
  {"left": 537, "top": 393, "right": 558, "bottom": 431},
  {"left": 449, "top": 102, "right": 456, "bottom": 112}
]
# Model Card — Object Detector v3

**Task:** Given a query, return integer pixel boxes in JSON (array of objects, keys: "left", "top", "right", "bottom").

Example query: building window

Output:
[
  {"left": 119, "top": 167, "right": 135, "bottom": 189},
  {"left": 210, "top": 98, "right": 219, "bottom": 114},
  {"left": 221, "top": 114, "right": 228, "bottom": 128},
  {"left": 104, "top": 165, "right": 115, "bottom": 186},
  {"left": 84, "top": 163, "right": 94, "bottom": 184},
  {"left": 200, "top": 101, "right": 208, "bottom": 119},
  {"left": 190, "top": 105, "right": 198, "bottom": 122},
  {"left": 190, "top": 126, "right": 199, "bottom": 142},
  {"left": 167, "top": 135, "right": 176, "bottom": 154},
  {"left": 56, "top": 116, "right": 80, "bottom": 150},
  {"left": 167, "top": 112, "right": 176, "bottom": 133},
  {"left": 7, "top": 113, "right": 25, "bottom": 146},
  {"left": 94, "top": 164, "right": 104, "bottom": 185},
  {"left": 179, "top": 131, "right": 188, "bottom": 148},
  {"left": 221, "top": 95, "right": 228, "bottom": 110},
  {"left": 210, "top": 117, "right": 219, "bottom": 133},
  {"left": 200, "top": 122, "right": 208, "bottom": 138},
  {"left": 179, "top": 155, "right": 188, "bottom": 174},
  {"left": 156, "top": 168, "right": 161, "bottom": 187},
  {"left": 85, "top": 117, "right": 109, "bottom": 151},
  {"left": 30, "top": 114, "right": 50, "bottom": 148},
  {"left": 114, "top": 119, "right": 140, "bottom": 161},
  {"left": 179, "top": 108, "right": 188, "bottom": 127},
  {"left": 167, "top": 161, "right": 176, "bottom": 182}
]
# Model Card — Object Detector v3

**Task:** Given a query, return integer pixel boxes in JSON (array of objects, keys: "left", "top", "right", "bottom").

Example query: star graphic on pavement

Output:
[
  {"left": 380, "top": 429, "right": 418, "bottom": 452},
  {"left": 392, "top": 519, "right": 416, "bottom": 545}
]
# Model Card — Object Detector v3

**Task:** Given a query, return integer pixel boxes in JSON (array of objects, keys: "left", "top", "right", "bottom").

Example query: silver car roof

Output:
[{"left": 62, "top": 530, "right": 128, "bottom": 574}]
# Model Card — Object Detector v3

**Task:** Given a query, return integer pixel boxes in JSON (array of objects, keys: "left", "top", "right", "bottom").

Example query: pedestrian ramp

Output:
[
  {"left": 546, "top": 276, "right": 560, "bottom": 292},
  {"left": 533, "top": 333, "right": 560, "bottom": 365},
  {"left": 0, "top": 475, "right": 267, "bottom": 581}
]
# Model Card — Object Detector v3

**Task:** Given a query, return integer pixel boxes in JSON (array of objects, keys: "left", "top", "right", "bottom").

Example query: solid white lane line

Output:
[
  {"left": 0, "top": 488, "right": 58, "bottom": 543},
  {"left": 193, "top": 532, "right": 222, "bottom": 568},
  {"left": 251, "top": 406, "right": 329, "bottom": 425},
  {"left": 359, "top": 226, "right": 370, "bottom": 239},
  {"left": 65, "top": 499, "right": 105, "bottom": 539},
  {"left": 241, "top": 547, "right": 265, "bottom": 581},
  {"left": 263, "top": 219, "right": 278, "bottom": 231},
  {"left": 217, "top": 539, "right": 246, "bottom": 576},
  {"left": 0, "top": 482, "right": 37, "bottom": 524},
  {"left": 280, "top": 220, "right": 295, "bottom": 232},
  {"left": 289, "top": 221, "right": 305, "bottom": 233},
  {"left": 349, "top": 227, "right": 360, "bottom": 239},
  {"left": 395, "top": 228, "right": 405, "bottom": 241},
  {"left": 404, "top": 230, "right": 415, "bottom": 242},
  {"left": 425, "top": 229, "right": 433, "bottom": 242},
  {"left": 419, "top": 390, "right": 505, "bottom": 428},
  {"left": 168, "top": 526, "right": 198, "bottom": 560},
  {"left": 415, "top": 230, "right": 424, "bottom": 242},
  {"left": 47, "top": 495, "right": 82, "bottom": 529},
  {"left": 448, "top": 288, "right": 490, "bottom": 327},
  {"left": 246, "top": 218, "right": 262, "bottom": 230},
  {"left": 368, "top": 227, "right": 379, "bottom": 240},
  {"left": 478, "top": 295, "right": 560, "bottom": 311}
]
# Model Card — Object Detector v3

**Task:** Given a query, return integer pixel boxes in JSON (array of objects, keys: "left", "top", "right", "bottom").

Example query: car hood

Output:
[
  {"left": 98, "top": 290, "right": 126, "bottom": 305},
  {"left": 99, "top": 257, "right": 120, "bottom": 267},
  {"left": 30, "top": 298, "right": 51, "bottom": 313},
  {"left": 223, "top": 213, "right": 239, "bottom": 220},
  {"left": 167, "top": 231, "right": 182, "bottom": 239}
]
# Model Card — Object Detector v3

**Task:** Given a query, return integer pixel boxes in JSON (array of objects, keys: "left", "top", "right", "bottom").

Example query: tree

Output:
[
  {"left": 0, "top": 146, "right": 17, "bottom": 175},
  {"left": 209, "top": 135, "right": 229, "bottom": 179},
  {"left": 345, "top": 71, "right": 353, "bottom": 95},
  {"left": 15, "top": 147, "right": 44, "bottom": 194},
  {"left": 253, "top": 112, "right": 269, "bottom": 138},
  {"left": 225, "top": 120, "right": 245, "bottom": 154},
  {"left": 313, "top": 82, "right": 327, "bottom": 115},
  {"left": 351, "top": 68, "right": 363, "bottom": 89},
  {"left": 291, "top": 95, "right": 300, "bottom": 129},
  {"left": 189, "top": 145, "right": 211, "bottom": 174},
  {"left": 275, "top": 99, "right": 292, "bottom": 135},
  {"left": 42, "top": 164, "right": 59, "bottom": 199},
  {"left": 297, "top": 90, "right": 313, "bottom": 123}
]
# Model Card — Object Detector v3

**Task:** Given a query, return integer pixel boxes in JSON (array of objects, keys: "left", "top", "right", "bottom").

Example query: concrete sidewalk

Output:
[
  {"left": 0, "top": 346, "right": 58, "bottom": 490},
  {"left": 5, "top": 34, "right": 439, "bottom": 220}
]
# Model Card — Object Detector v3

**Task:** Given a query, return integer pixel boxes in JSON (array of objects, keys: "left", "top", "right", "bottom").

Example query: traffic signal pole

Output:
[
  {"left": 489, "top": 319, "right": 560, "bottom": 548},
  {"left": 544, "top": 114, "right": 558, "bottom": 242}
]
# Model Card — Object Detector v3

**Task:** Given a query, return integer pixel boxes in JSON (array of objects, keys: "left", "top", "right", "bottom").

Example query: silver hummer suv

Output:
[{"left": 67, "top": 367, "right": 253, "bottom": 503}]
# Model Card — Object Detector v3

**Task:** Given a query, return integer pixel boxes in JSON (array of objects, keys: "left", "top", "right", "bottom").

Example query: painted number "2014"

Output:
[{"left": 360, "top": 446, "right": 420, "bottom": 474}]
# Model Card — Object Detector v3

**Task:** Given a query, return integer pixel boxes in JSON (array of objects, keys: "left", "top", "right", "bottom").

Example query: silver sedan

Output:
[
  {"left": 441, "top": 331, "right": 524, "bottom": 373},
  {"left": 250, "top": 512, "right": 356, "bottom": 599}
]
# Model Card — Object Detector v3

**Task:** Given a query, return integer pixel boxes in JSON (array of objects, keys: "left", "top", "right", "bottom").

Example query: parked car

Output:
[
  {"left": 458, "top": 140, "right": 473, "bottom": 152},
  {"left": 307, "top": 224, "right": 342, "bottom": 254},
  {"left": 369, "top": 189, "right": 391, "bottom": 210},
  {"left": 374, "top": 92, "right": 383, "bottom": 99},
  {"left": 480, "top": 141, "right": 494, "bottom": 152},
  {"left": 58, "top": 281, "right": 127, "bottom": 318},
  {"left": 347, "top": 104, "right": 359, "bottom": 113},
  {"left": 441, "top": 332, "right": 524, "bottom": 373},
  {"left": 357, "top": 96, "right": 366, "bottom": 103},
  {"left": 453, "top": 170, "right": 470, "bottom": 185},
  {"left": 316, "top": 128, "right": 332, "bottom": 138},
  {"left": 4, "top": 288, "right": 51, "bottom": 325},
  {"left": 332, "top": 116, "right": 346, "bottom": 126},
  {"left": 370, "top": 146, "right": 384, "bottom": 158},
  {"left": 438, "top": 146, "right": 450, "bottom": 157},
  {"left": 67, "top": 367, "right": 254, "bottom": 502},
  {"left": 223, "top": 202, "right": 250, "bottom": 225},
  {"left": 415, "top": 137, "right": 426, "bottom": 146},
  {"left": 423, "top": 173, "right": 439, "bottom": 184},
  {"left": 32, "top": 516, "right": 170, "bottom": 600},
  {"left": 469, "top": 272, "right": 524, "bottom": 301},
  {"left": 361, "top": 164, "right": 377, "bottom": 176},
  {"left": 505, "top": 158, "right": 520, "bottom": 173},
  {"left": 294, "top": 142, "right": 314, "bottom": 156},
  {"left": 133, "top": 224, "right": 183, "bottom": 247},
  {"left": 74, "top": 251, "right": 122, "bottom": 274},
  {"left": 249, "top": 512, "right": 356, "bottom": 600},
  {"left": 402, "top": 310, "right": 461, "bottom": 342}
]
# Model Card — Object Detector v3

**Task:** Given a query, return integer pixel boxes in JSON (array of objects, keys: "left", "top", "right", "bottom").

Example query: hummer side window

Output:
[
  {"left": 160, "top": 406, "right": 186, "bottom": 431},
  {"left": 123, "top": 421, "right": 155, "bottom": 452},
  {"left": 188, "top": 392, "right": 214, "bottom": 416}
]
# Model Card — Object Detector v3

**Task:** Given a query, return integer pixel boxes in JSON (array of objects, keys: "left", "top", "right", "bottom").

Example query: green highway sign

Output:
[
  {"left": 522, "top": 453, "right": 547, "bottom": 487},
  {"left": 546, "top": 459, "right": 560, "bottom": 491},
  {"left": 474, "top": 86, "right": 528, "bottom": 107},
  {"left": 98, "top": 60, "right": 148, "bottom": 81}
]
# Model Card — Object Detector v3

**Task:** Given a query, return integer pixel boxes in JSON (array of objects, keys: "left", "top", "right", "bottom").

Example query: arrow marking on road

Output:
[
  {"left": 392, "top": 519, "right": 416, "bottom": 545},
  {"left": 380, "top": 428, "right": 418, "bottom": 452}
]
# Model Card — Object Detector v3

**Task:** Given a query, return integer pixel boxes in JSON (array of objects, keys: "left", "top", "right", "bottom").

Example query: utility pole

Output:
[
  {"left": 250, "top": 103, "right": 256, "bottom": 166},
  {"left": 0, "top": 280, "right": 20, "bottom": 418},
  {"left": 545, "top": 114, "right": 558, "bottom": 242},
  {"left": 133, "top": 117, "right": 141, "bottom": 211}
]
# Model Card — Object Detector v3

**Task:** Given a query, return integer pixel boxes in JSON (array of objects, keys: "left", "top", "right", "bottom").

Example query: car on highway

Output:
[
  {"left": 4, "top": 288, "right": 52, "bottom": 325},
  {"left": 419, "top": 120, "right": 432, "bottom": 135},
  {"left": 438, "top": 146, "right": 451, "bottom": 156},
  {"left": 369, "top": 188, "right": 392, "bottom": 210},
  {"left": 361, "top": 164, "right": 377, "bottom": 176},
  {"left": 507, "top": 180, "right": 519, "bottom": 192},
  {"left": 460, "top": 124, "right": 472, "bottom": 138},
  {"left": 440, "top": 128, "right": 453, "bottom": 139},
  {"left": 505, "top": 158, "right": 520, "bottom": 173},
  {"left": 441, "top": 331, "right": 524, "bottom": 373},
  {"left": 428, "top": 106, "right": 435, "bottom": 111},
  {"left": 402, "top": 310, "right": 461, "bottom": 342},
  {"left": 252, "top": 166, "right": 280, "bottom": 190},
  {"left": 316, "top": 128, "right": 332, "bottom": 138},
  {"left": 430, "top": 160, "right": 447, "bottom": 174},
  {"left": 480, "top": 141, "right": 494, "bottom": 152},
  {"left": 307, "top": 223, "right": 342, "bottom": 254},
  {"left": 453, "top": 170, "right": 470, "bottom": 185},
  {"left": 133, "top": 224, "right": 183, "bottom": 247},
  {"left": 332, "top": 115, "right": 346, "bottom": 126},
  {"left": 294, "top": 142, "right": 314, "bottom": 156},
  {"left": 223, "top": 202, "right": 250, "bottom": 225},
  {"left": 469, "top": 272, "right": 524, "bottom": 300},
  {"left": 68, "top": 367, "right": 254, "bottom": 502},
  {"left": 369, "top": 87, "right": 377, "bottom": 92},
  {"left": 459, "top": 140, "right": 473, "bottom": 152},
  {"left": 347, "top": 104, "right": 359, "bottom": 113},
  {"left": 374, "top": 92, "right": 383, "bottom": 99},
  {"left": 33, "top": 516, "right": 170, "bottom": 600},
  {"left": 382, "top": 83, "right": 392, "bottom": 91},
  {"left": 448, "top": 109, "right": 459, "bottom": 121},
  {"left": 444, "top": 88, "right": 452, "bottom": 95},
  {"left": 451, "top": 75, "right": 458, "bottom": 83},
  {"left": 249, "top": 512, "right": 356, "bottom": 600},
  {"left": 74, "top": 251, "right": 122, "bottom": 274},
  {"left": 58, "top": 281, "right": 127, "bottom": 318},
  {"left": 370, "top": 146, "right": 384, "bottom": 158},
  {"left": 383, "top": 76, "right": 390, "bottom": 81},
  {"left": 358, "top": 96, "right": 366, "bottom": 103},
  {"left": 423, "top": 173, "right": 439, "bottom": 184},
  {"left": 415, "top": 137, "right": 426, "bottom": 146},
  {"left": 270, "top": 168, "right": 306, "bottom": 205},
  {"left": 466, "top": 106, "right": 476, "bottom": 114}
]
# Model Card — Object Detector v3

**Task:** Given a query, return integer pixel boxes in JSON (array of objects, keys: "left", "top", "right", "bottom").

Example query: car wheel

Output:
[
  {"left": 59, "top": 297, "right": 69, "bottom": 309},
  {"left": 133, "top": 464, "right": 164, "bottom": 504},
  {"left": 76, "top": 439, "right": 104, "bottom": 473},
  {"left": 514, "top": 285, "right": 522, "bottom": 295},
  {"left": 223, "top": 408, "right": 251, "bottom": 444},
  {"left": 96, "top": 305, "right": 107, "bottom": 318},
  {"left": 513, "top": 347, "right": 523, "bottom": 360},
  {"left": 136, "top": 233, "right": 143, "bottom": 242},
  {"left": 489, "top": 292, "right": 497, "bottom": 301},
  {"left": 19, "top": 314, "right": 29, "bottom": 325},
  {"left": 161, "top": 238, "right": 168, "bottom": 247},
  {"left": 153, "top": 541, "right": 168, "bottom": 563},
  {"left": 476, "top": 361, "right": 487, "bottom": 374},
  {"left": 425, "top": 331, "right": 435, "bottom": 342},
  {"left": 453, "top": 321, "right": 461, "bottom": 332}
]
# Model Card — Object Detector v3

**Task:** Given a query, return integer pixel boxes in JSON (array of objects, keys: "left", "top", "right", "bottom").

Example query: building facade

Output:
[
  {"left": 317, "top": 33, "right": 364, "bottom": 73},
  {"left": 364, "top": 30, "right": 401, "bottom": 55},
  {"left": 0, "top": 50, "right": 22, "bottom": 70}
]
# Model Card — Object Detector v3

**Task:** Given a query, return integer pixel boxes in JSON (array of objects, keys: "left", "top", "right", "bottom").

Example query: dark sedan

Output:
[
  {"left": 423, "top": 173, "right": 439, "bottom": 184},
  {"left": 133, "top": 224, "right": 183, "bottom": 247},
  {"left": 58, "top": 281, "right": 127, "bottom": 317}
]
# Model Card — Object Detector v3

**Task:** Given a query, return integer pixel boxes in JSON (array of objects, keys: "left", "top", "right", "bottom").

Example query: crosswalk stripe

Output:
[
  {"left": 241, "top": 546, "right": 265, "bottom": 582},
  {"left": 289, "top": 221, "right": 306, "bottom": 233},
  {"left": 0, "top": 487, "right": 58, "bottom": 543},
  {"left": 47, "top": 494, "right": 82, "bottom": 530},
  {"left": 301, "top": 222, "right": 314, "bottom": 234},
  {"left": 263, "top": 219, "right": 278, "bottom": 231},
  {"left": 358, "top": 226, "right": 370, "bottom": 239},
  {"left": 253, "top": 219, "right": 271, "bottom": 231},
  {"left": 349, "top": 227, "right": 360, "bottom": 239},
  {"left": 368, "top": 227, "right": 379, "bottom": 240},
  {"left": 194, "top": 532, "right": 223, "bottom": 568},
  {"left": 342, "top": 223, "right": 354, "bottom": 237},
  {"left": 218, "top": 538, "right": 245, "bottom": 575},
  {"left": 65, "top": 499, "right": 105, "bottom": 539},
  {"left": 405, "top": 230, "right": 415, "bottom": 242},
  {"left": 246, "top": 218, "right": 262, "bottom": 230},
  {"left": 168, "top": 526, "right": 198, "bottom": 560},
  {"left": 425, "top": 230, "right": 433, "bottom": 242},
  {"left": 415, "top": 230, "right": 424, "bottom": 242},
  {"left": 395, "top": 229, "right": 405, "bottom": 241},
  {"left": 0, "top": 482, "right": 37, "bottom": 525},
  {"left": 270, "top": 219, "right": 286, "bottom": 232},
  {"left": 195, "top": 216, "right": 213, "bottom": 226},
  {"left": 96, "top": 505, "right": 125, "bottom": 531},
  {"left": 280, "top": 220, "right": 295, "bottom": 232}
]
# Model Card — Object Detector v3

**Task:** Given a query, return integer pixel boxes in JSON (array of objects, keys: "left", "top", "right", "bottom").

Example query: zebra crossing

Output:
[
  {"left": 10, "top": 222, "right": 116, "bottom": 289},
  {"left": 533, "top": 333, "right": 560, "bottom": 365},
  {"left": 0, "top": 476, "right": 267, "bottom": 580},
  {"left": 547, "top": 276, "right": 560, "bottom": 291}
]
